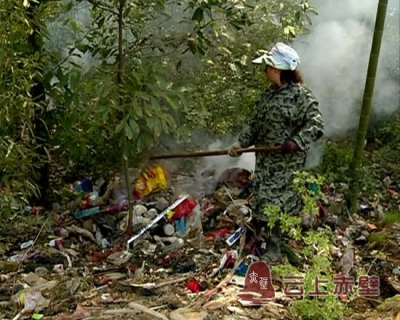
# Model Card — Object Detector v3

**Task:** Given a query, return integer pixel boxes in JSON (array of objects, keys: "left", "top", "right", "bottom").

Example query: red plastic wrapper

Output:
[
  {"left": 169, "top": 198, "right": 197, "bottom": 221},
  {"left": 187, "top": 279, "right": 201, "bottom": 293},
  {"left": 223, "top": 251, "right": 236, "bottom": 269},
  {"left": 211, "top": 228, "right": 232, "bottom": 240}
]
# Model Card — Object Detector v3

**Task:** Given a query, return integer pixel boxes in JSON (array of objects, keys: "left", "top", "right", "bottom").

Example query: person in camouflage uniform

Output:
[{"left": 228, "top": 42, "right": 324, "bottom": 261}]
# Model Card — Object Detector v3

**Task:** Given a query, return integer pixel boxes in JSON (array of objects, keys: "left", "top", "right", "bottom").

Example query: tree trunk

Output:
[
  {"left": 348, "top": 0, "right": 389, "bottom": 213},
  {"left": 115, "top": 0, "right": 134, "bottom": 231},
  {"left": 27, "top": 0, "right": 51, "bottom": 206}
]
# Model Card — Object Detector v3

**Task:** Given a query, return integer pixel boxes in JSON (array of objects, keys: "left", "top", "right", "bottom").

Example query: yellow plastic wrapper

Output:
[{"left": 134, "top": 166, "right": 168, "bottom": 199}]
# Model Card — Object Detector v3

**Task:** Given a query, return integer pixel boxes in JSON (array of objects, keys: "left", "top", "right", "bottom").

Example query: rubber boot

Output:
[{"left": 261, "top": 225, "right": 281, "bottom": 263}]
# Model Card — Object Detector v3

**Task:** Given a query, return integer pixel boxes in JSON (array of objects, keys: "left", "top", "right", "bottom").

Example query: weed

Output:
[
  {"left": 369, "top": 231, "right": 389, "bottom": 245},
  {"left": 382, "top": 211, "right": 400, "bottom": 225},
  {"left": 265, "top": 171, "right": 349, "bottom": 320}
]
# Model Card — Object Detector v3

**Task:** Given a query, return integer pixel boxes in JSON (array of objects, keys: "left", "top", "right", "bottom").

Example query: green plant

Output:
[
  {"left": 265, "top": 171, "right": 348, "bottom": 320},
  {"left": 0, "top": 0, "right": 54, "bottom": 214},
  {"left": 382, "top": 211, "right": 400, "bottom": 225},
  {"left": 320, "top": 141, "right": 353, "bottom": 181}
]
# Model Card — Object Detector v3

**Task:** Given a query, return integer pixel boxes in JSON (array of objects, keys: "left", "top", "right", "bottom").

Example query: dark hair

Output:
[{"left": 280, "top": 69, "right": 303, "bottom": 84}]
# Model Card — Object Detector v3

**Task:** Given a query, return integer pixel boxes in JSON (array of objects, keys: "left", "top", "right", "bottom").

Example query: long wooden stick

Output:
[{"left": 150, "top": 146, "right": 281, "bottom": 160}]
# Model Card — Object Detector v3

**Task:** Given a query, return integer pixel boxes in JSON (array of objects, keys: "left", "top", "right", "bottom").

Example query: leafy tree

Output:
[{"left": 1, "top": 0, "right": 316, "bottom": 220}]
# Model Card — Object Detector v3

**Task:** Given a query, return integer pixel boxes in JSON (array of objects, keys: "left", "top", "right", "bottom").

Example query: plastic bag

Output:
[{"left": 134, "top": 166, "right": 168, "bottom": 199}]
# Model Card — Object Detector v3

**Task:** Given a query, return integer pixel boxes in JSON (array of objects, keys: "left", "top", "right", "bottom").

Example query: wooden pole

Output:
[{"left": 149, "top": 146, "right": 282, "bottom": 160}]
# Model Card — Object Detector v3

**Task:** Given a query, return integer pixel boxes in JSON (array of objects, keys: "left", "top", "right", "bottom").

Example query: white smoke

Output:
[{"left": 294, "top": 0, "right": 400, "bottom": 137}]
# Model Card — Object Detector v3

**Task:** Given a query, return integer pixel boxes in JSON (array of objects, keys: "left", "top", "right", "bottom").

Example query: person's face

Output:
[{"left": 264, "top": 65, "right": 281, "bottom": 84}]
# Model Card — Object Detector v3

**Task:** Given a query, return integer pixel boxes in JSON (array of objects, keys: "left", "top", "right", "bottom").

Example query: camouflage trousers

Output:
[{"left": 249, "top": 172, "right": 303, "bottom": 223}]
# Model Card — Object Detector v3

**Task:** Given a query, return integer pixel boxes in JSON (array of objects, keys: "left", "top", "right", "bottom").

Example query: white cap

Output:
[{"left": 252, "top": 42, "right": 301, "bottom": 71}]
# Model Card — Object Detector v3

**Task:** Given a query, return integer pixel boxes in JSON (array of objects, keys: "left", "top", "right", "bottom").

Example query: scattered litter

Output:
[{"left": 1, "top": 166, "right": 400, "bottom": 320}]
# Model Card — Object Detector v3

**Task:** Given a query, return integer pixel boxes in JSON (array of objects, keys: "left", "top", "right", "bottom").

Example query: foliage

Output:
[
  {"left": 319, "top": 140, "right": 384, "bottom": 199},
  {"left": 319, "top": 141, "right": 354, "bottom": 182},
  {"left": 0, "top": 0, "right": 52, "bottom": 215},
  {"left": 267, "top": 171, "right": 348, "bottom": 320},
  {"left": 375, "top": 114, "right": 400, "bottom": 166}
]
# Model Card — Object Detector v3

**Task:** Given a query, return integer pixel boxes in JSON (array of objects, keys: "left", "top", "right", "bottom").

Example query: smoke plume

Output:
[{"left": 294, "top": 0, "right": 400, "bottom": 137}]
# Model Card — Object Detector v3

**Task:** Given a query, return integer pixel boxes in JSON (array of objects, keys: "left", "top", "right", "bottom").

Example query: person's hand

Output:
[
  {"left": 281, "top": 139, "right": 300, "bottom": 154},
  {"left": 228, "top": 143, "right": 242, "bottom": 157}
]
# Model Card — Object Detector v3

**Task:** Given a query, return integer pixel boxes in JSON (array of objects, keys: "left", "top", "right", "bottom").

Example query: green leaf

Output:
[
  {"left": 204, "top": 8, "right": 213, "bottom": 19},
  {"left": 192, "top": 8, "right": 204, "bottom": 23},
  {"left": 283, "top": 26, "right": 290, "bottom": 35},
  {"left": 163, "top": 113, "right": 176, "bottom": 127},
  {"left": 123, "top": 6, "right": 132, "bottom": 18},
  {"left": 136, "top": 91, "right": 151, "bottom": 101},
  {"left": 98, "top": 17, "right": 105, "bottom": 28},
  {"left": 70, "top": 19, "right": 80, "bottom": 33},
  {"left": 69, "top": 71, "right": 80, "bottom": 90},
  {"left": 166, "top": 95, "right": 179, "bottom": 110},
  {"left": 153, "top": 118, "right": 162, "bottom": 137},
  {"left": 129, "top": 119, "right": 140, "bottom": 137},
  {"left": 137, "top": 107, "right": 143, "bottom": 118},
  {"left": 125, "top": 123, "right": 133, "bottom": 140},
  {"left": 76, "top": 44, "right": 89, "bottom": 53},
  {"left": 65, "top": 1, "right": 73, "bottom": 12},
  {"left": 137, "top": 132, "right": 154, "bottom": 152},
  {"left": 115, "top": 118, "right": 126, "bottom": 133},
  {"left": 295, "top": 11, "right": 301, "bottom": 23},
  {"left": 32, "top": 312, "right": 43, "bottom": 320},
  {"left": 160, "top": 119, "right": 169, "bottom": 133},
  {"left": 56, "top": 68, "right": 64, "bottom": 82},
  {"left": 146, "top": 117, "right": 155, "bottom": 131},
  {"left": 150, "top": 98, "right": 160, "bottom": 114}
]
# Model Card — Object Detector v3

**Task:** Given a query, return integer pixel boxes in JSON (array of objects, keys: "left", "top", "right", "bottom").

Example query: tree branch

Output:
[{"left": 85, "top": 0, "right": 118, "bottom": 15}]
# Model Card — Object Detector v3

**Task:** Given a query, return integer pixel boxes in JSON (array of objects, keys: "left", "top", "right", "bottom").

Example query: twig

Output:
[
  {"left": 126, "top": 276, "right": 189, "bottom": 291},
  {"left": 12, "top": 310, "right": 22, "bottom": 320},
  {"left": 85, "top": 0, "right": 118, "bottom": 15},
  {"left": 154, "top": 277, "right": 189, "bottom": 289},
  {"left": 150, "top": 305, "right": 168, "bottom": 310},
  {"left": 361, "top": 297, "right": 382, "bottom": 304}
]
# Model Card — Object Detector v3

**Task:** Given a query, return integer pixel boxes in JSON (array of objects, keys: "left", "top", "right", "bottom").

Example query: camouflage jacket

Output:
[{"left": 239, "top": 82, "right": 324, "bottom": 176}]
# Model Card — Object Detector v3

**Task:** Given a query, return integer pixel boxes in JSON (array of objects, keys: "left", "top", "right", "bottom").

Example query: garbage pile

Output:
[{"left": 1, "top": 164, "right": 400, "bottom": 319}]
